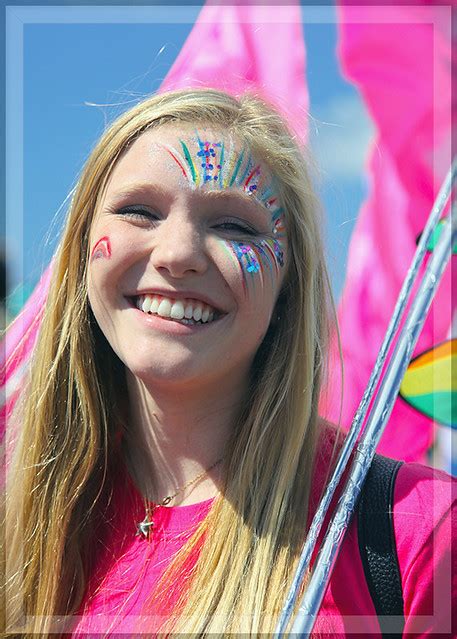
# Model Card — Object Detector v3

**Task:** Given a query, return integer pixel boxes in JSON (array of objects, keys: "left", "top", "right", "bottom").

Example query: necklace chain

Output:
[{"left": 136, "top": 457, "right": 223, "bottom": 539}]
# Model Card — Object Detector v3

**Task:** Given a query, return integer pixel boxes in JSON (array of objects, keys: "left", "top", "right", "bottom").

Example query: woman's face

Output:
[{"left": 87, "top": 124, "right": 287, "bottom": 389}]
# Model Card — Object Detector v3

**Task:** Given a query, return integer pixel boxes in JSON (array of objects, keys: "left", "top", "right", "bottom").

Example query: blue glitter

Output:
[
  {"left": 273, "top": 240, "right": 284, "bottom": 267},
  {"left": 234, "top": 243, "right": 261, "bottom": 274}
]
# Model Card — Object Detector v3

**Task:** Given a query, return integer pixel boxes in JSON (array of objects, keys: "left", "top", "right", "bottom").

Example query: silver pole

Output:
[
  {"left": 274, "top": 160, "right": 456, "bottom": 637},
  {"left": 291, "top": 203, "right": 456, "bottom": 636}
]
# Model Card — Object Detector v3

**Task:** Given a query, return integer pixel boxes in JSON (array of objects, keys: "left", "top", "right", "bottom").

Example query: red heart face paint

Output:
[{"left": 91, "top": 236, "right": 112, "bottom": 261}]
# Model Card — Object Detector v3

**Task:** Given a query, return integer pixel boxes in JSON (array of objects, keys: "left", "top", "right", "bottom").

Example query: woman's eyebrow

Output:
[
  {"left": 107, "top": 182, "right": 264, "bottom": 210},
  {"left": 200, "top": 188, "right": 271, "bottom": 214},
  {"left": 104, "top": 182, "right": 170, "bottom": 204}
]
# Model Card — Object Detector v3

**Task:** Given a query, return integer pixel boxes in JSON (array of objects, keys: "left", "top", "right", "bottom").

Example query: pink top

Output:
[{"left": 71, "top": 450, "right": 455, "bottom": 637}]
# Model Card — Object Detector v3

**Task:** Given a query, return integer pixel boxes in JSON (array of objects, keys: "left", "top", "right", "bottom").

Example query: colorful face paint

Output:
[
  {"left": 91, "top": 236, "right": 111, "bottom": 261},
  {"left": 161, "top": 131, "right": 287, "bottom": 292},
  {"left": 162, "top": 133, "right": 280, "bottom": 208},
  {"left": 222, "top": 237, "right": 285, "bottom": 298}
]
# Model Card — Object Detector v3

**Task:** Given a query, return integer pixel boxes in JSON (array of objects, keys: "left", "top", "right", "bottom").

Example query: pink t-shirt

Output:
[{"left": 71, "top": 453, "right": 455, "bottom": 637}]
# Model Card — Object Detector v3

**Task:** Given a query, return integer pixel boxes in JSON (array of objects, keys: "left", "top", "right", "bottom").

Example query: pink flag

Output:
[
  {"left": 325, "top": 3, "right": 453, "bottom": 462},
  {"left": 160, "top": 2, "right": 308, "bottom": 140},
  {"left": 1, "top": 264, "right": 53, "bottom": 445},
  {"left": 1, "top": 2, "right": 309, "bottom": 441}
]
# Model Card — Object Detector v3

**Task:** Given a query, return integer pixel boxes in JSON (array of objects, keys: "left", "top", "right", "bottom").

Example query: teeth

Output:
[
  {"left": 170, "top": 300, "right": 185, "bottom": 320},
  {"left": 192, "top": 303, "right": 203, "bottom": 322},
  {"left": 157, "top": 298, "right": 172, "bottom": 318},
  {"left": 141, "top": 296, "right": 152, "bottom": 313},
  {"left": 135, "top": 294, "right": 218, "bottom": 325}
]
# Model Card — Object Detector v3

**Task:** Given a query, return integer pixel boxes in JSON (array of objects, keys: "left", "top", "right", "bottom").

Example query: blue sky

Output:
[{"left": 7, "top": 3, "right": 374, "bottom": 311}]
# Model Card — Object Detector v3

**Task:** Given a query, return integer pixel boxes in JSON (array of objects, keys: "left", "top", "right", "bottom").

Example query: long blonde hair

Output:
[{"left": 4, "top": 89, "right": 334, "bottom": 636}]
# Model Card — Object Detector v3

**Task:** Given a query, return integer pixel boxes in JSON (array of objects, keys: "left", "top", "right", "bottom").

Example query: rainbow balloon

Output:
[{"left": 400, "top": 339, "right": 456, "bottom": 429}]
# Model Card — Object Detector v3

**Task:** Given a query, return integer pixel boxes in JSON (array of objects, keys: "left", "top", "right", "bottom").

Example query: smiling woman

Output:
[
  {"left": 88, "top": 125, "right": 286, "bottom": 392},
  {"left": 3, "top": 89, "right": 454, "bottom": 637}
]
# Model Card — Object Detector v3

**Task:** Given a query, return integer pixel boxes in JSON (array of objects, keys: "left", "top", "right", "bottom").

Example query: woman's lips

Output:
[
  {"left": 134, "top": 293, "right": 220, "bottom": 324},
  {"left": 125, "top": 296, "right": 226, "bottom": 332}
]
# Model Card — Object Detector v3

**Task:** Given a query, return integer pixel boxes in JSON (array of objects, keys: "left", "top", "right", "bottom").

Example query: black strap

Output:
[{"left": 357, "top": 454, "right": 405, "bottom": 638}]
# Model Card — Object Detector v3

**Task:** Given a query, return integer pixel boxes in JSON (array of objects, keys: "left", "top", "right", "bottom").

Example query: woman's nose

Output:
[{"left": 149, "top": 215, "right": 208, "bottom": 278}]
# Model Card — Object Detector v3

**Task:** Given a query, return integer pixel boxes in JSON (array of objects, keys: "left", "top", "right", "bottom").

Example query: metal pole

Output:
[
  {"left": 274, "top": 160, "right": 456, "bottom": 637},
  {"left": 290, "top": 204, "right": 456, "bottom": 636}
]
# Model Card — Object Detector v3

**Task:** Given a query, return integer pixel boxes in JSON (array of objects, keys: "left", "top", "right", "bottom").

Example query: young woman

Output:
[{"left": 4, "top": 89, "right": 454, "bottom": 637}]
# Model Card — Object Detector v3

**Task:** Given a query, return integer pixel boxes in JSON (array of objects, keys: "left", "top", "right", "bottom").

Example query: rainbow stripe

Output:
[
  {"left": 399, "top": 339, "right": 456, "bottom": 428},
  {"left": 180, "top": 141, "right": 199, "bottom": 185}
]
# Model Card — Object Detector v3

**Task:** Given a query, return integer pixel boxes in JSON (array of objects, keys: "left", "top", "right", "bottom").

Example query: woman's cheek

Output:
[
  {"left": 212, "top": 237, "right": 285, "bottom": 301},
  {"left": 90, "top": 236, "right": 112, "bottom": 261},
  {"left": 89, "top": 226, "right": 142, "bottom": 274},
  {"left": 87, "top": 229, "right": 138, "bottom": 301}
]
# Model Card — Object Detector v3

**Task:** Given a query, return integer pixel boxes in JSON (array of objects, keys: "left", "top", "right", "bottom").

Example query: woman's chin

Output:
[{"left": 124, "top": 356, "right": 208, "bottom": 389}]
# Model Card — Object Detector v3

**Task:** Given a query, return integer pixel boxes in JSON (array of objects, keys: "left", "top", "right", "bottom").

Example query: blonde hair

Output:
[{"left": 4, "top": 89, "right": 334, "bottom": 636}]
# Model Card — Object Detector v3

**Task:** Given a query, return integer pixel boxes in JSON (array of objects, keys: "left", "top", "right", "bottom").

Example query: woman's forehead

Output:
[
  {"left": 106, "top": 124, "right": 282, "bottom": 215},
  {"left": 137, "top": 123, "right": 266, "bottom": 170}
]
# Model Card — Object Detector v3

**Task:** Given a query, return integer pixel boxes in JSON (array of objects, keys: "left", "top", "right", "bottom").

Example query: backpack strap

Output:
[{"left": 357, "top": 453, "right": 405, "bottom": 637}]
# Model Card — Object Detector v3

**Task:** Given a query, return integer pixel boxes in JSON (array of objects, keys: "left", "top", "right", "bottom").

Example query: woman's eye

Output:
[
  {"left": 116, "top": 205, "right": 159, "bottom": 221},
  {"left": 215, "top": 221, "right": 258, "bottom": 236}
]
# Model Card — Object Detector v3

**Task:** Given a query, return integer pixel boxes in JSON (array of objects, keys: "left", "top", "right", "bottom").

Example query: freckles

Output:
[{"left": 90, "top": 236, "right": 112, "bottom": 262}]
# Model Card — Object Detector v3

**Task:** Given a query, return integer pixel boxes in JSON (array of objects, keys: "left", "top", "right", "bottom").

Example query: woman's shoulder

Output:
[
  {"left": 313, "top": 421, "right": 455, "bottom": 548},
  {"left": 393, "top": 458, "right": 454, "bottom": 567},
  {"left": 394, "top": 458, "right": 454, "bottom": 511},
  {"left": 392, "top": 460, "right": 455, "bottom": 634},
  {"left": 314, "top": 420, "right": 454, "bottom": 516}
]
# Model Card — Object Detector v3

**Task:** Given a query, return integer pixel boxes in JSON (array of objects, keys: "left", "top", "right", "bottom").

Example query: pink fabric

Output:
[
  {"left": 325, "top": 4, "right": 453, "bottom": 461},
  {"left": 72, "top": 471, "right": 211, "bottom": 635},
  {"left": 160, "top": 2, "right": 309, "bottom": 141},
  {"left": 0, "top": 263, "right": 52, "bottom": 445},
  {"left": 71, "top": 441, "right": 455, "bottom": 636}
]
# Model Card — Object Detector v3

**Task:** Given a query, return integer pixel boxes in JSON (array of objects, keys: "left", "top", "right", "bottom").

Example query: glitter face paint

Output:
[
  {"left": 162, "top": 134, "right": 281, "bottom": 209},
  {"left": 162, "top": 132, "right": 287, "bottom": 293},
  {"left": 223, "top": 238, "right": 285, "bottom": 296},
  {"left": 90, "top": 236, "right": 111, "bottom": 261},
  {"left": 87, "top": 125, "right": 289, "bottom": 391}
]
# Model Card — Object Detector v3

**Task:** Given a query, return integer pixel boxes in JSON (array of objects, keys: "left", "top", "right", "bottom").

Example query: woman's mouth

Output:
[{"left": 127, "top": 294, "right": 223, "bottom": 326}]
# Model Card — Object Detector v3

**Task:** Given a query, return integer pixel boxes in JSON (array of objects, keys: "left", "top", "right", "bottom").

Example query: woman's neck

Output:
[{"left": 122, "top": 371, "right": 247, "bottom": 505}]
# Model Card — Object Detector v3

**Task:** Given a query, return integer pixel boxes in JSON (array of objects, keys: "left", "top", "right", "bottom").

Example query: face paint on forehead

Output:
[
  {"left": 154, "top": 130, "right": 287, "bottom": 294},
  {"left": 90, "top": 236, "right": 111, "bottom": 261},
  {"left": 159, "top": 131, "right": 284, "bottom": 217}
]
